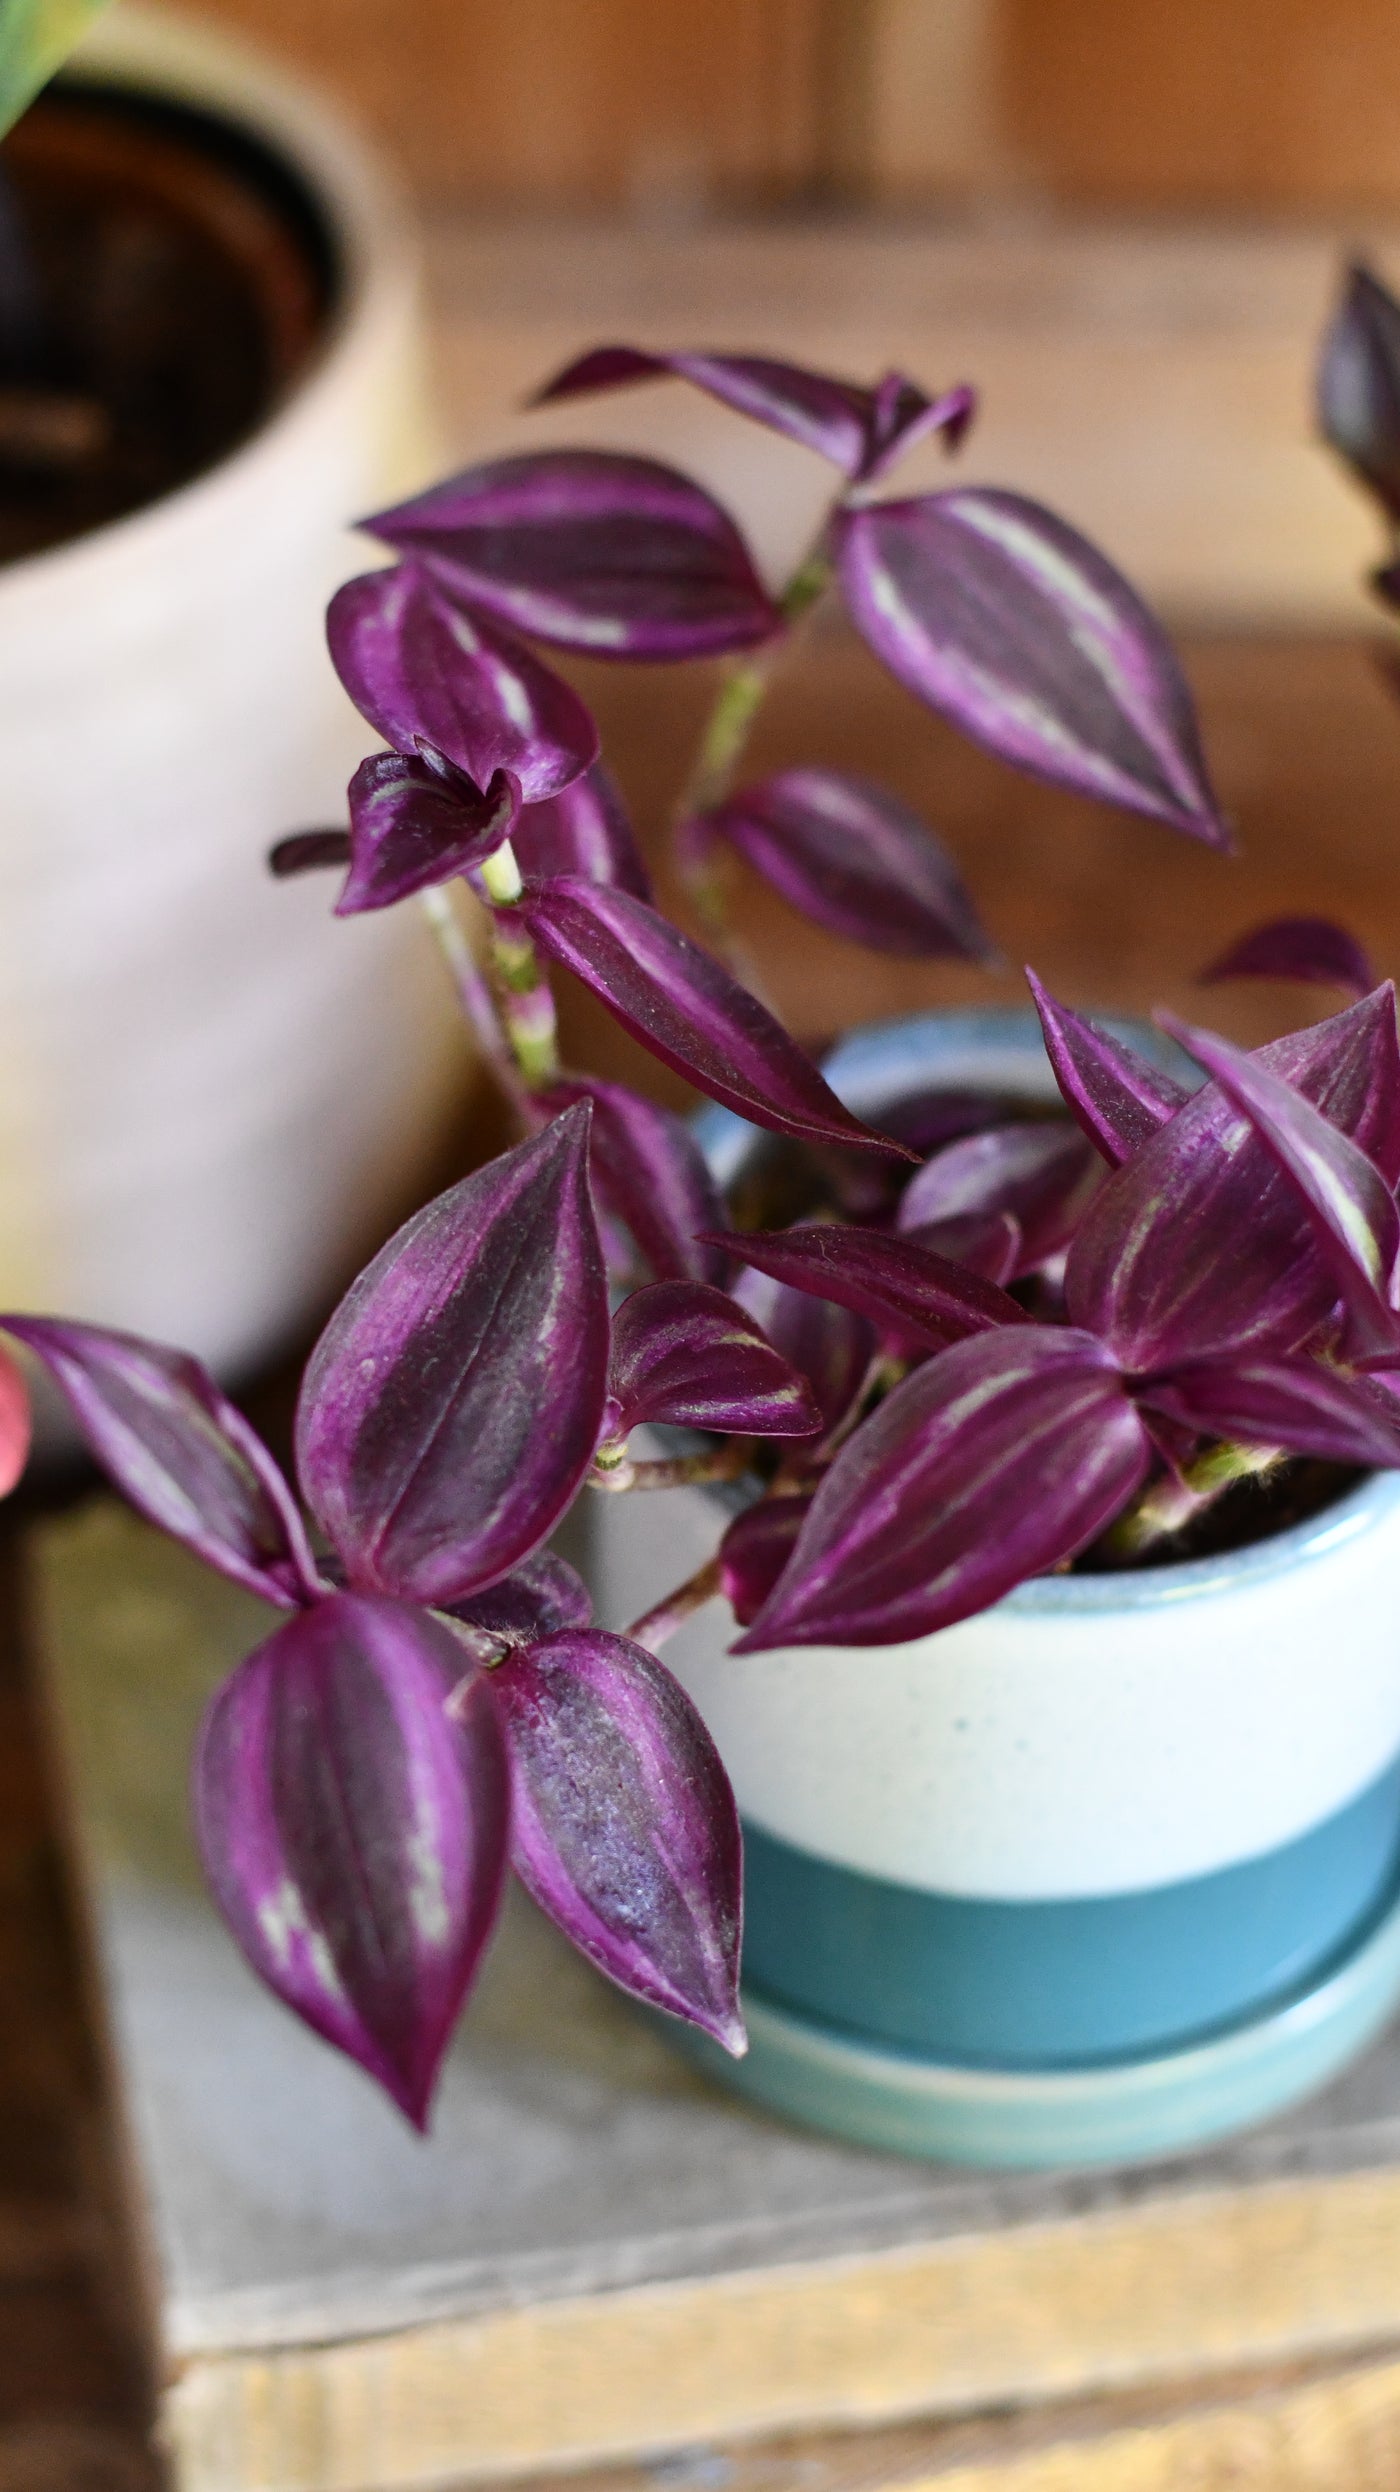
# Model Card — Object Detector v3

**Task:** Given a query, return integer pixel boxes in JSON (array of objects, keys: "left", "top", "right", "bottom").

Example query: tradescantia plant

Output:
[{"left": 10, "top": 327, "right": 1400, "bottom": 2128}]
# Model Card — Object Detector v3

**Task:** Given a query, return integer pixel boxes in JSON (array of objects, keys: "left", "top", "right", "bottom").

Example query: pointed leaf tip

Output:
[
  {"left": 1199, "top": 916, "right": 1378, "bottom": 1001},
  {"left": 1026, "top": 969, "right": 1189, "bottom": 1168},
  {"left": 1317, "top": 261, "right": 1400, "bottom": 520}
]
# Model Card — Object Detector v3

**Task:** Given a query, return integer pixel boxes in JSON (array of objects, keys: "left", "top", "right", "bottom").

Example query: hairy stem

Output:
[
  {"left": 625, "top": 1556, "right": 723, "bottom": 1653},
  {"left": 590, "top": 1439, "right": 752, "bottom": 1495},
  {"left": 1106, "top": 1437, "right": 1285, "bottom": 1561},
  {"left": 467, "top": 839, "right": 560, "bottom": 1089},
  {"left": 417, "top": 884, "right": 526, "bottom": 1113}
]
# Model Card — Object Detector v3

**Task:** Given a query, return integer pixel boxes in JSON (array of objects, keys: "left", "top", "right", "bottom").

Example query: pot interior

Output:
[{"left": 0, "top": 77, "right": 338, "bottom": 567}]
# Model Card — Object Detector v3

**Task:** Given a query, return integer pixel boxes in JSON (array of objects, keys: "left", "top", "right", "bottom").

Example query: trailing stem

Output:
[
  {"left": 417, "top": 884, "right": 527, "bottom": 1115},
  {"left": 626, "top": 1556, "right": 723, "bottom": 1654},
  {"left": 591, "top": 1438, "right": 751, "bottom": 1495},
  {"left": 1105, "top": 1436, "right": 1285, "bottom": 1561}
]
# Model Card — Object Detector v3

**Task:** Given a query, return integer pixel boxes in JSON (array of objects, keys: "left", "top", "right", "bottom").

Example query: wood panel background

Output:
[{"left": 185, "top": 0, "right": 1400, "bottom": 216}]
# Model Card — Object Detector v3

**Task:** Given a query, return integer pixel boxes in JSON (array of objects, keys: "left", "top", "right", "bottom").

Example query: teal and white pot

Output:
[{"left": 586, "top": 1010, "right": 1400, "bottom": 2167}]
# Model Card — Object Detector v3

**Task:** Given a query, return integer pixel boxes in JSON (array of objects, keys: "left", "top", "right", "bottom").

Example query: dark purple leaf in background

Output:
[
  {"left": 511, "top": 761, "right": 652, "bottom": 900},
  {"left": 2, "top": 1317, "right": 320, "bottom": 1608},
  {"left": 731, "top": 1267, "right": 875, "bottom": 1435},
  {"left": 706, "top": 1222, "right": 1030, "bottom": 1352},
  {"left": 904, "top": 1209, "right": 1022, "bottom": 1286},
  {"left": 297, "top": 1106, "right": 609, "bottom": 1606},
  {"left": 0, "top": 1346, "right": 29, "bottom": 1499},
  {"left": 607, "top": 1280, "right": 820, "bottom": 1439},
  {"left": 441, "top": 1549, "right": 593, "bottom": 1645},
  {"left": 1027, "top": 971, "right": 1189, "bottom": 1168},
  {"left": 539, "top": 1075, "right": 726, "bottom": 1287},
  {"left": 195, "top": 1595, "right": 510, "bottom": 2127},
  {"left": 1066, "top": 990, "right": 1400, "bottom": 1369},
  {"left": 1199, "top": 916, "right": 1377, "bottom": 1000},
  {"left": 736, "top": 1326, "right": 1151, "bottom": 1651},
  {"left": 1158, "top": 1013, "right": 1400, "bottom": 1359},
  {"left": 1139, "top": 1354, "right": 1400, "bottom": 1469},
  {"left": 867, "top": 1085, "right": 1008, "bottom": 1159},
  {"left": 269, "top": 829, "right": 352, "bottom": 880},
  {"left": 335, "top": 749, "right": 519, "bottom": 915},
  {"left": 836, "top": 490, "right": 1230, "bottom": 846},
  {"left": 327, "top": 564, "right": 597, "bottom": 802},
  {"left": 362, "top": 451, "right": 781, "bottom": 661},
  {"left": 698, "top": 768, "right": 993, "bottom": 960},
  {"left": 718, "top": 1494, "right": 815, "bottom": 1626},
  {"left": 899, "top": 1118, "right": 1099, "bottom": 1273},
  {"left": 518, "top": 876, "right": 911, "bottom": 1159},
  {"left": 1316, "top": 262, "right": 1400, "bottom": 520},
  {"left": 490, "top": 1629, "right": 745, "bottom": 2051},
  {"left": 861, "top": 376, "right": 976, "bottom": 482}
]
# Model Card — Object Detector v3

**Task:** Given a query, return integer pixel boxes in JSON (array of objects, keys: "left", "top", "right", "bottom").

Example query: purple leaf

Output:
[
  {"left": 195, "top": 1594, "right": 510, "bottom": 2127},
  {"left": 517, "top": 876, "right": 912, "bottom": 1160},
  {"left": 731, "top": 1267, "right": 875, "bottom": 1434},
  {"left": 538, "top": 1075, "right": 726, "bottom": 1287},
  {"left": 296, "top": 1105, "right": 609, "bottom": 1606},
  {"left": 836, "top": 490, "right": 1230, "bottom": 846},
  {"left": 1317, "top": 263, "right": 1400, "bottom": 520},
  {"left": 904, "top": 1209, "right": 1022, "bottom": 1286},
  {"left": 489, "top": 1629, "right": 744, "bottom": 2051},
  {"left": 1157, "top": 1012, "right": 1400, "bottom": 1359},
  {"left": 607, "top": 1280, "right": 820, "bottom": 1439},
  {"left": 736, "top": 1327, "right": 1151, "bottom": 1651},
  {"left": 326, "top": 564, "right": 597, "bottom": 802},
  {"left": 718, "top": 1494, "right": 814, "bottom": 1626},
  {"left": 899, "top": 1119, "right": 1099, "bottom": 1275},
  {"left": 1066, "top": 989, "right": 1400, "bottom": 1368},
  {"left": 0, "top": 1345, "right": 30, "bottom": 1498},
  {"left": 1199, "top": 916, "right": 1377, "bottom": 1001},
  {"left": 1027, "top": 970, "right": 1191, "bottom": 1167},
  {"left": 530, "top": 344, "right": 973, "bottom": 484},
  {"left": 1, "top": 1317, "right": 319, "bottom": 1607},
  {"left": 705, "top": 1223, "right": 1031, "bottom": 1352},
  {"left": 697, "top": 769, "right": 993, "bottom": 961},
  {"left": 1139, "top": 1354, "right": 1400, "bottom": 1469},
  {"left": 440, "top": 1549, "right": 593, "bottom": 1646},
  {"left": 361, "top": 451, "right": 780, "bottom": 661},
  {"left": 334, "top": 749, "right": 519, "bottom": 915},
  {"left": 269, "top": 829, "right": 352, "bottom": 879},
  {"left": 511, "top": 762, "right": 652, "bottom": 901}
]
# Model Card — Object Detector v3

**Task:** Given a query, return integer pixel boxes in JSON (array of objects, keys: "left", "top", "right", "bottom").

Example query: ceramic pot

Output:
[
  {"left": 586, "top": 1010, "right": 1400, "bottom": 2166},
  {"left": 0, "top": 7, "right": 459, "bottom": 1375}
]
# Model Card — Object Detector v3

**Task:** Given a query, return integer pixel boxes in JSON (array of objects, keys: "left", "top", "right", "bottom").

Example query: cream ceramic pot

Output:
[{"left": 0, "top": 7, "right": 459, "bottom": 1373}]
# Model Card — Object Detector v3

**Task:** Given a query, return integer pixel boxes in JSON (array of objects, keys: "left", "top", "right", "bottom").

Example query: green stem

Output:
[
  {"left": 590, "top": 1439, "right": 751, "bottom": 1495},
  {"left": 417, "top": 884, "right": 526, "bottom": 1113},
  {"left": 467, "top": 835, "right": 561, "bottom": 1091},
  {"left": 1106, "top": 1437, "right": 1285, "bottom": 1561}
]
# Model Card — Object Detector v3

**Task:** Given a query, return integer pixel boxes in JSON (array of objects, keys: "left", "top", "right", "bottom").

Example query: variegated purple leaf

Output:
[
  {"left": 1199, "top": 916, "right": 1377, "bottom": 1001},
  {"left": 511, "top": 762, "right": 652, "bottom": 901},
  {"left": 735, "top": 1327, "right": 1151, "bottom": 1651},
  {"left": 697, "top": 769, "right": 993, "bottom": 961},
  {"left": 1066, "top": 989, "right": 1400, "bottom": 1368},
  {"left": 904, "top": 1209, "right": 1022, "bottom": 1285},
  {"left": 1317, "top": 262, "right": 1400, "bottom": 520},
  {"left": 607, "top": 1280, "right": 820, "bottom": 1439},
  {"left": 326, "top": 564, "right": 597, "bottom": 802},
  {"left": 705, "top": 1223, "right": 1030, "bottom": 1352},
  {"left": 836, "top": 491, "right": 1230, "bottom": 846},
  {"left": 335, "top": 749, "right": 519, "bottom": 915},
  {"left": 296, "top": 1105, "right": 609, "bottom": 1606},
  {"left": 538, "top": 1075, "right": 726, "bottom": 1287},
  {"left": 1139, "top": 1355, "right": 1400, "bottom": 1469},
  {"left": 898, "top": 1118, "right": 1098, "bottom": 1274},
  {"left": 517, "top": 876, "right": 911, "bottom": 1159},
  {"left": 731, "top": 1266, "right": 875, "bottom": 1434},
  {"left": 1027, "top": 970, "right": 1191, "bottom": 1167},
  {"left": 269, "top": 828, "right": 352, "bottom": 880},
  {"left": 718, "top": 1494, "right": 814, "bottom": 1626},
  {"left": 1157, "top": 1012, "right": 1400, "bottom": 1359},
  {"left": 361, "top": 451, "right": 780, "bottom": 660},
  {"left": 489, "top": 1629, "right": 744, "bottom": 2050},
  {"left": 1, "top": 1317, "right": 319, "bottom": 1607},
  {"left": 530, "top": 344, "right": 973, "bottom": 484},
  {"left": 440, "top": 1549, "right": 593, "bottom": 1646},
  {"left": 195, "top": 1595, "right": 510, "bottom": 2127},
  {"left": 0, "top": 1344, "right": 30, "bottom": 1498}
]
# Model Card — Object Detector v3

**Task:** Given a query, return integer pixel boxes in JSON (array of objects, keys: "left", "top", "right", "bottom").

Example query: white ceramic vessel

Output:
[{"left": 0, "top": 6, "right": 460, "bottom": 1373}]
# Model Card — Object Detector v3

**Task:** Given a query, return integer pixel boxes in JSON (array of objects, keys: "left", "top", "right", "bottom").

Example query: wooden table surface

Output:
[{"left": 13, "top": 623, "right": 1400, "bottom": 2490}]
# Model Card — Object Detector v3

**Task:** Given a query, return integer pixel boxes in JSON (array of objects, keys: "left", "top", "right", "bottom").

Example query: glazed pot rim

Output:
[{"left": 694, "top": 1001, "right": 1398, "bottom": 1623}]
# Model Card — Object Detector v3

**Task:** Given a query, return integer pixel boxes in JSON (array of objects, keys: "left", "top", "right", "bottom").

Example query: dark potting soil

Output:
[
  {"left": 0, "top": 79, "right": 336, "bottom": 567},
  {"left": 1074, "top": 1458, "right": 1364, "bottom": 1573}
]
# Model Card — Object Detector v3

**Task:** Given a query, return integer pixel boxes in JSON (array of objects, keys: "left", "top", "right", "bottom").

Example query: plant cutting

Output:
[{"left": 12, "top": 324, "right": 1400, "bottom": 2169}]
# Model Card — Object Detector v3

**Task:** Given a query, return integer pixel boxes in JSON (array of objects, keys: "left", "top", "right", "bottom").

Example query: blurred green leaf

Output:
[{"left": 0, "top": 0, "right": 108, "bottom": 141}]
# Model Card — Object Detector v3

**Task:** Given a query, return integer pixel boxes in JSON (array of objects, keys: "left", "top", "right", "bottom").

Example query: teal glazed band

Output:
[{"left": 740, "top": 1759, "right": 1400, "bottom": 2069}]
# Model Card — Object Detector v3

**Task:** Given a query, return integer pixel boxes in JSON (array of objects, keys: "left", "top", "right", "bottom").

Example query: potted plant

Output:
[
  {"left": 0, "top": 4, "right": 455, "bottom": 1376},
  {"left": 10, "top": 318, "right": 1400, "bottom": 2175}
]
